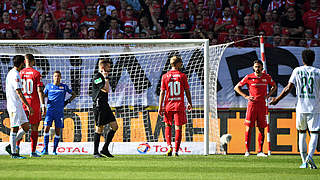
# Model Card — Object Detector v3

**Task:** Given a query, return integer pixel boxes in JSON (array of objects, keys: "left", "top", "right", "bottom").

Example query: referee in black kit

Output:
[{"left": 91, "top": 59, "right": 118, "bottom": 158}]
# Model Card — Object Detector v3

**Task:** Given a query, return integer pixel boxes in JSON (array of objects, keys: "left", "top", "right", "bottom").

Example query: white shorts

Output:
[
  {"left": 296, "top": 113, "right": 320, "bottom": 131},
  {"left": 8, "top": 108, "right": 29, "bottom": 127}
]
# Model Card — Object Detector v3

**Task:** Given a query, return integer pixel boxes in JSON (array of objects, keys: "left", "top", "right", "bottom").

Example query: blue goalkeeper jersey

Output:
[{"left": 44, "top": 83, "right": 72, "bottom": 114}]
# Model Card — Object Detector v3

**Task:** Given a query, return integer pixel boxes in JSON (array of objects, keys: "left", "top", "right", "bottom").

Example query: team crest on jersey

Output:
[{"left": 262, "top": 79, "right": 266, "bottom": 82}]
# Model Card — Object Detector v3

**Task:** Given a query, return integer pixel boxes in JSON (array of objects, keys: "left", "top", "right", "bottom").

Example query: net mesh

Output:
[{"left": 0, "top": 40, "right": 230, "bottom": 154}]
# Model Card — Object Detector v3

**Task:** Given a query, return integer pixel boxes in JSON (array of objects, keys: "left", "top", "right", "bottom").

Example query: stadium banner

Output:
[
  {"left": 0, "top": 142, "right": 216, "bottom": 155},
  {"left": 0, "top": 47, "right": 319, "bottom": 109}
]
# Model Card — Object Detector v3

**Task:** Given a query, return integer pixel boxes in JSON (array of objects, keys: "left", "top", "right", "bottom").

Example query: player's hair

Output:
[
  {"left": 302, "top": 49, "right": 315, "bottom": 66},
  {"left": 13, "top": 55, "right": 24, "bottom": 68},
  {"left": 25, "top": 54, "right": 35, "bottom": 62},
  {"left": 170, "top": 56, "right": 182, "bottom": 67},
  {"left": 99, "top": 59, "right": 112, "bottom": 66},
  {"left": 253, "top": 60, "right": 263, "bottom": 66},
  {"left": 54, "top": 70, "right": 61, "bottom": 75}
]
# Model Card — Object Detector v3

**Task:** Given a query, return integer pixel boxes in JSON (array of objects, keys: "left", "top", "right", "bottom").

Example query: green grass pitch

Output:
[{"left": 0, "top": 155, "right": 318, "bottom": 180}]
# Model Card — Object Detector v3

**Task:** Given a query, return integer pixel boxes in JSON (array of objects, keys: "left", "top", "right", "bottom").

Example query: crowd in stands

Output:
[{"left": 0, "top": 0, "right": 319, "bottom": 47}]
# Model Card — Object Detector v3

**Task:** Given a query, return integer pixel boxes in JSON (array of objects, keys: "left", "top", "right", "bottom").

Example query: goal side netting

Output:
[{"left": 0, "top": 40, "right": 230, "bottom": 155}]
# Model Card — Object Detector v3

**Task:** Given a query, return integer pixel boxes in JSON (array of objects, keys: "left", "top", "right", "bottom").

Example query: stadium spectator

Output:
[
  {"left": 280, "top": 7, "right": 304, "bottom": 41},
  {"left": 0, "top": 11, "right": 16, "bottom": 36},
  {"left": 104, "top": 17, "right": 123, "bottom": 39},
  {"left": 135, "top": 16, "right": 157, "bottom": 38},
  {"left": 80, "top": 4, "right": 98, "bottom": 27},
  {"left": 201, "top": 7, "right": 215, "bottom": 31},
  {"left": 298, "top": 39, "right": 307, "bottom": 47},
  {"left": 271, "top": 9, "right": 280, "bottom": 22},
  {"left": 5, "top": 55, "right": 33, "bottom": 159},
  {"left": 58, "top": 9, "right": 78, "bottom": 36},
  {"left": 271, "top": 33, "right": 282, "bottom": 47},
  {"left": 234, "top": 60, "right": 277, "bottom": 157},
  {"left": 20, "top": 17, "right": 37, "bottom": 39},
  {"left": 160, "top": 19, "right": 183, "bottom": 39},
  {"left": 68, "top": 0, "right": 85, "bottom": 21},
  {"left": 62, "top": 27, "right": 73, "bottom": 39},
  {"left": 31, "top": 0, "right": 46, "bottom": 27},
  {"left": 88, "top": 27, "right": 97, "bottom": 39},
  {"left": 53, "top": 0, "right": 69, "bottom": 22},
  {"left": 259, "top": 11, "right": 275, "bottom": 36},
  {"left": 215, "top": 6, "right": 237, "bottom": 33},
  {"left": 10, "top": 3, "right": 26, "bottom": 30},
  {"left": 41, "top": 71, "right": 76, "bottom": 155},
  {"left": 304, "top": 28, "right": 318, "bottom": 47},
  {"left": 302, "top": 0, "right": 320, "bottom": 34},
  {"left": 19, "top": 54, "right": 46, "bottom": 157},
  {"left": 158, "top": 56, "right": 192, "bottom": 157},
  {"left": 121, "top": 4, "right": 138, "bottom": 29},
  {"left": 123, "top": 22, "right": 134, "bottom": 38},
  {"left": 91, "top": 58, "right": 118, "bottom": 158},
  {"left": 36, "top": 13, "right": 57, "bottom": 39},
  {"left": 95, "top": 5, "right": 111, "bottom": 38},
  {"left": 270, "top": 49, "right": 319, "bottom": 169}
]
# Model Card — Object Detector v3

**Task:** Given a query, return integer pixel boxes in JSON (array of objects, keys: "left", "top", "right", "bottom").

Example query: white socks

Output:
[
  {"left": 299, "top": 132, "right": 307, "bottom": 163},
  {"left": 10, "top": 132, "right": 17, "bottom": 154},
  {"left": 16, "top": 128, "right": 26, "bottom": 143},
  {"left": 308, "top": 133, "right": 319, "bottom": 159}
]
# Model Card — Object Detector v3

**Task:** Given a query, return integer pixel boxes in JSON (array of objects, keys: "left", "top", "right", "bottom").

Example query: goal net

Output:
[{"left": 0, "top": 39, "right": 230, "bottom": 155}]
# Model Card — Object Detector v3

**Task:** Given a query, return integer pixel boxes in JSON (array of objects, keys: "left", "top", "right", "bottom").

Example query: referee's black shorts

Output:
[{"left": 93, "top": 103, "right": 116, "bottom": 126}]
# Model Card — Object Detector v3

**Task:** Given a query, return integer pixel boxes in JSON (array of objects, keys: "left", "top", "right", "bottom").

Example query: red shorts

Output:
[
  {"left": 245, "top": 103, "right": 267, "bottom": 128},
  {"left": 164, "top": 111, "right": 187, "bottom": 126},
  {"left": 25, "top": 108, "right": 41, "bottom": 125}
]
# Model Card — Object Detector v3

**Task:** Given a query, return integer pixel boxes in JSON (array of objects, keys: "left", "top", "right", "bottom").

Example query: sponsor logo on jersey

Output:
[
  {"left": 59, "top": 86, "right": 64, "bottom": 89},
  {"left": 262, "top": 79, "right": 266, "bottom": 82},
  {"left": 94, "top": 78, "right": 102, "bottom": 84}
]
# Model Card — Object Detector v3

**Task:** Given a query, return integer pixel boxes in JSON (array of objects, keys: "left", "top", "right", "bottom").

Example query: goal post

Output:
[{"left": 0, "top": 39, "right": 231, "bottom": 155}]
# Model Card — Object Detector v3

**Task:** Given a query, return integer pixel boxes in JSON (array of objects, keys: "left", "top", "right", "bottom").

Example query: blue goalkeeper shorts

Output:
[{"left": 44, "top": 110, "right": 64, "bottom": 128}]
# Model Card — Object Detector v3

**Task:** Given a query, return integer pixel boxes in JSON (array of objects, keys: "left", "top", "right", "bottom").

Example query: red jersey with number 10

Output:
[
  {"left": 238, "top": 72, "right": 275, "bottom": 104},
  {"left": 19, "top": 67, "right": 43, "bottom": 109},
  {"left": 161, "top": 70, "right": 190, "bottom": 111}
]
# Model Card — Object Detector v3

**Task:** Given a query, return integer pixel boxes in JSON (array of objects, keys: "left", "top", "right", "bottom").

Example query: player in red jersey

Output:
[
  {"left": 19, "top": 54, "right": 46, "bottom": 157},
  {"left": 158, "top": 56, "right": 192, "bottom": 156},
  {"left": 234, "top": 60, "right": 277, "bottom": 157}
]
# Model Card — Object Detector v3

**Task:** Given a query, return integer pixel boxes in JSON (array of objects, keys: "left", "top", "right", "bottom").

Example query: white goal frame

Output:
[{"left": 0, "top": 39, "right": 228, "bottom": 155}]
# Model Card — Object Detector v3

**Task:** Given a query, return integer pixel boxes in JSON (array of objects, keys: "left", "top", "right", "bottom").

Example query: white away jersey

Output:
[
  {"left": 289, "top": 66, "right": 320, "bottom": 113},
  {"left": 6, "top": 68, "right": 24, "bottom": 112}
]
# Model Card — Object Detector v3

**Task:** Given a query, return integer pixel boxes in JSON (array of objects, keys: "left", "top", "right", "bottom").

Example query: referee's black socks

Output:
[
  {"left": 93, "top": 132, "right": 101, "bottom": 155},
  {"left": 102, "top": 130, "right": 116, "bottom": 152}
]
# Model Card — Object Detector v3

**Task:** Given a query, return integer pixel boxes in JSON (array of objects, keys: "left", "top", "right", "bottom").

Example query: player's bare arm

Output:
[
  {"left": 185, "top": 88, "right": 192, "bottom": 111},
  {"left": 65, "top": 91, "right": 77, "bottom": 106},
  {"left": 16, "top": 88, "right": 34, "bottom": 116},
  {"left": 37, "top": 85, "right": 46, "bottom": 116},
  {"left": 234, "top": 83, "right": 254, "bottom": 101},
  {"left": 265, "top": 83, "right": 277, "bottom": 100},
  {"left": 158, "top": 90, "right": 165, "bottom": 116},
  {"left": 269, "top": 83, "right": 294, "bottom": 105}
]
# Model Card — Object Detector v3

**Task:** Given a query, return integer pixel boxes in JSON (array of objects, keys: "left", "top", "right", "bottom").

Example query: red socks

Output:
[
  {"left": 245, "top": 130, "right": 251, "bottom": 152},
  {"left": 258, "top": 132, "right": 264, "bottom": 152},
  {"left": 175, "top": 129, "right": 182, "bottom": 153},
  {"left": 31, "top": 131, "right": 38, "bottom": 153},
  {"left": 165, "top": 126, "right": 172, "bottom": 147}
]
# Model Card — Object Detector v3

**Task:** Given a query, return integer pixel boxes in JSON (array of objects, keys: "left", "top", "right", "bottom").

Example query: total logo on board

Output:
[{"left": 137, "top": 143, "right": 192, "bottom": 154}]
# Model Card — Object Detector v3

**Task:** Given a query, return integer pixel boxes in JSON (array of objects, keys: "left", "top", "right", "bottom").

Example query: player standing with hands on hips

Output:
[
  {"left": 41, "top": 71, "right": 76, "bottom": 155},
  {"left": 5, "top": 55, "right": 34, "bottom": 159},
  {"left": 158, "top": 56, "right": 192, "bottom": 157},
  {"left": 270, "top": 49, "right": 319, "bottom": 169},
  {"left": 234, "top": 60, "right": 277, "bottom": 157},
  {"left": 19, "top": 54, "right": 46, "bottom": 157},
  {"left": 91, "top": 59, "right": 118, "bottom": 158}
]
